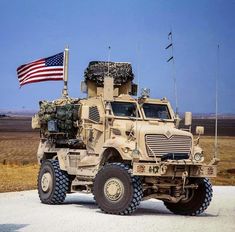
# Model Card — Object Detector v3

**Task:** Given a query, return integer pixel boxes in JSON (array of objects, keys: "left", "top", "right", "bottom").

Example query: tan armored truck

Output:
[{"left": 32, "top": 61, "right": 218, "bottom": 215}]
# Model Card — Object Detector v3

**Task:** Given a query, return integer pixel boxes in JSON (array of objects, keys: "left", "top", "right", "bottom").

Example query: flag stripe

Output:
[
  {"left": 18, "top": 63, "right": 45, "bottom": 79},
  {"left": 20, "top": 72, "right": 63, "bottom": 85},
  {"left": 20, "top": 71, "right": 64, "bottom": 84},
  {"left": 19, "top": 67, "right": 63, "bottom": 81},
  {"left": 17, "top": 60, "right": 44, "bottom": 74},
  {"left": 21, "top": 75, "right": 63, "bottom": 84},
  {"left": 19, "top": 72, "right": 63, "bottom": 85},
  {"left": 20, "top": 77, "right": 63, "bottom": 86},
  {"left": 17, "top": 52, "right": 64, "bottom": 87}
]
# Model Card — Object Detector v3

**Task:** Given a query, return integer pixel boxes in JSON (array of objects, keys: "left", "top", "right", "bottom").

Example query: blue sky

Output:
[{"left": 0, "top": 0, "right": 234, "bottom": 113}]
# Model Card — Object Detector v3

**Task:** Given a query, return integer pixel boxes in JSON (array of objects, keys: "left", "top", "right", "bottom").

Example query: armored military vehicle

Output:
[{"left": 32, "top": 61, "right": 218, "bottom": 215}]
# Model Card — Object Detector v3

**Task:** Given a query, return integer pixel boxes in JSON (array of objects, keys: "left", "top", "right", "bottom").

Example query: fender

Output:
[{"left": 101, "top": 137, "right": 135, "bottom": 161}]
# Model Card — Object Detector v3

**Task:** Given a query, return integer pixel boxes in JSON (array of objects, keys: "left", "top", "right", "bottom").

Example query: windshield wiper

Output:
[
  {"left": 128, "top": 116, "right": 137, "bottom": 120},
  {"left": 158, "top": 118, "right": 167, "bottom": 122}
]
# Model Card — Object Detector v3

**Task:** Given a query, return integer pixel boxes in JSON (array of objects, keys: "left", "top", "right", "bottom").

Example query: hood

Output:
[{"left": 135, "top": 123, "right": 192, "bottom": 139}]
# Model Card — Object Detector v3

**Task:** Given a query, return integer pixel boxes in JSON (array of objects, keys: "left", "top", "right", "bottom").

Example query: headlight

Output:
[
  {"left": 122, "top": 147, "right": 130, "bottom": 153},
  {"left": 194, "top": 153, "right": 204, "bottom": 162}
]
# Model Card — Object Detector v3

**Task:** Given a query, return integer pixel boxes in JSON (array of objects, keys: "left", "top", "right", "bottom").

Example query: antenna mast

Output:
[
  {"left": 166, "top": 30, "right": 178, "bottom": 115},
  {"left": 135, "top": 43, "right": 141, "bottom": 151},
  {"left": 214, "top": 44, "right": 220, "bottom": 159}
]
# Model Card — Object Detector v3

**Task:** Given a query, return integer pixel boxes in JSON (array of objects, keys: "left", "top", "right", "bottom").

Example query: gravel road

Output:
[{"left": 0, "top": 186, "right": 234, "bottom": 232}]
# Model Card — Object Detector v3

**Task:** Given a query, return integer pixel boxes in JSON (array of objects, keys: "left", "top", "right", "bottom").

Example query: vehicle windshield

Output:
[
  {"left": 142, "top": 103, "right": 171, "bottom": 119},
  {"left": 111, "top": 102, "right": 140, "bottom": 117}
]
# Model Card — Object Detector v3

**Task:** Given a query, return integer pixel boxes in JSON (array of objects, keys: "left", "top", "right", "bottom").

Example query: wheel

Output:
[
  {"left": 93, "top": 163, "right": 143, "bottom": 215},
  {"left": 164, "top": 178, "right": 213, "bottom": 216},
  {"left": 38, "top": 159, "right": 69, "bottom": 204}
]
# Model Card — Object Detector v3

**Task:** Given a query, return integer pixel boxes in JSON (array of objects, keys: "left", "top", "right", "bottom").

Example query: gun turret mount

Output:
[{"left": 83, "top": 61, "right": 137, "bottom": 98}]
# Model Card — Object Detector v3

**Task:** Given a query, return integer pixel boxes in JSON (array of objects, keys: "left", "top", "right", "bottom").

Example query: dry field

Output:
[
  {"left": 0, "top": 129, "right": 39, "bottom": 192},
  {"left": 0, "top": 117, "right": 234, "bottom": 192},
  {"left": 200, "top": 136, "right": 235, "bottom": 185},
  {"left": 0, "top": 132, "right": 38, "bottom": 164},
  {"left": 0, "top": 164, "right": 38, "bottom": 192}
]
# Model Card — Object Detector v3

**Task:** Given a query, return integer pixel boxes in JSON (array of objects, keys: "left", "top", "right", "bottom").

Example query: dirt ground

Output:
[
  {"left": 0, "top": 132, "right": 38, "bottom": 164},
  {"left": 0, "top": 117, "right": 234, "bottom": 192}
]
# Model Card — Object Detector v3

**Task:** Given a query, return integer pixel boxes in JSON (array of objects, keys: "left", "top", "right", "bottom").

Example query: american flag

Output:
[{"left": 17, "top": 52, "right": 64, "bottom": 86}]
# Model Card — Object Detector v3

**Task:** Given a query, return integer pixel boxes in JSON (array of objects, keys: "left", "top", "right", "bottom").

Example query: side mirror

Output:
[
  {"left": 196, "top": 126, "right": 204, "bottom": 135},
  {"left": 184, "top": 112, "right": 192, "bottom": 126},
  {"left": 80, "top": 81, "right": 88, "bottom": 94},
  {"left": 175, "top": 115, "right": 181, "bottom": 128}
]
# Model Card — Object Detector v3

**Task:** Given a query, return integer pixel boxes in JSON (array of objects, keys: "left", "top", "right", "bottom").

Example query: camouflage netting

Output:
[
  {"left": 84, "top": 61, "right": 134, "bottom": 86},
  {"left": 38, "top": 98, "right": 80, "bottom": 139}
]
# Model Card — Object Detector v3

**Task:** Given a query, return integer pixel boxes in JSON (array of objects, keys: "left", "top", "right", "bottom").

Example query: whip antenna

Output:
[
  {"left": 214, "top": 44, "right": 220, "bottom": 159},
  {"left": 135, "top": 43, "right": 141, "bottom": 151},
  {"left": 136, "top": 43, "right": 141, "bottom": 94},
  {"left": 131, "top": 43, "right": 141, "bottom": 159},
  {"left": 166, "top": 30, "right": 178, "bottom": 115}
]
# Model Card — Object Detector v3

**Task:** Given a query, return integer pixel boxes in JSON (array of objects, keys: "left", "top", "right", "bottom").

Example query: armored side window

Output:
[{"left": 89, "top": 106, "right": 100, "bottom": 123}]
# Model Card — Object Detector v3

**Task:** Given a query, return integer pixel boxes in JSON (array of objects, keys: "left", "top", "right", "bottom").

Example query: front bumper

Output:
[{"left": 133, "top": 160, "right": 217, "bottom": 178}]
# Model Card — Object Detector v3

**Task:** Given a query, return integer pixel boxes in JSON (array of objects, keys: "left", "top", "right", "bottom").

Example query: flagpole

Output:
[{"left": 62, "top": 46, "right": 69, "bottom": 98}]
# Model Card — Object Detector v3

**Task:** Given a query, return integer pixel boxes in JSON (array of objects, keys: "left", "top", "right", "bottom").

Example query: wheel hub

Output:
[
  {"left": 41, "top": 172, "right": 52, "bottom": 192},
  {"left": 104, "top": 178, "right": 124, "bottom": 202}
]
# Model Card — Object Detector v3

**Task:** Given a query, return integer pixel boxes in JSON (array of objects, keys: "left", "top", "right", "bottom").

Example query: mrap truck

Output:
[{"left": 32, "top": 61, "right": 218, "bottom": 215}]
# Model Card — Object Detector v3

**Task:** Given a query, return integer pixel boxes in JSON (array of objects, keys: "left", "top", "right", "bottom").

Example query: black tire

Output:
[
  {"left": 38, "top": 159, "right": 69, "bottom": 204},
  {"left": 93, "top": 163, "right": 143, "bottom": 215},
  {"left": 164, "top": 178, "right": 213, "bottom": 216}
]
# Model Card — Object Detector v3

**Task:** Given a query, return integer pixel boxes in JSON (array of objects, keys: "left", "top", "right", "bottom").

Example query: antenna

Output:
[
  {"left": 104, "top": 46, "right": 113, "bottom": 141},
  {"left": 107, "top": 46, "right": 111, "bottom": 77},
  {"left": 131, "top": 43, "right": 141, "bottom": 158},
  {"left": 136, "top": 43, "right": 141, "bottom": 94},
  {"left": 103, "top": 46, "right": 114, "bottom": 101},
  {"left": 135, "top": 43, "right": 141, "bottom": 151},
  {"left": 166, "top": 30, "right": 178, "bottom": 115},
  {"left": 214, "top": 44, "right": 220, "bottom": 159}
]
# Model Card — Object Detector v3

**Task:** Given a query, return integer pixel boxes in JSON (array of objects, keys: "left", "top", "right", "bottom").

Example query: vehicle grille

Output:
[{"left": 145, "top": 134, "right": 192, "bottom": 157}]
